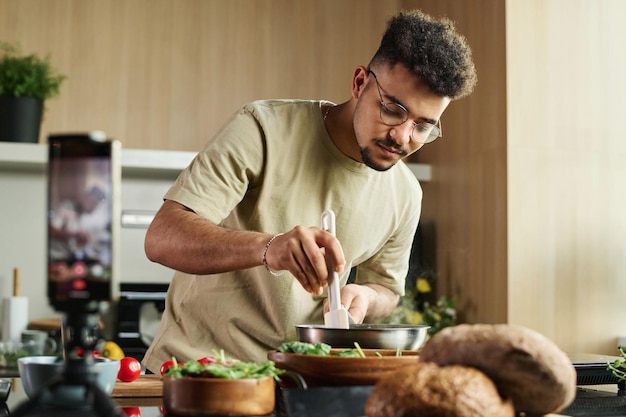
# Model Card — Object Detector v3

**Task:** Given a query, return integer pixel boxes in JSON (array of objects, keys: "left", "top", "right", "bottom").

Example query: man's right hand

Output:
[{"left": 263, "top": 227, "right": 346, "bottom": 295}]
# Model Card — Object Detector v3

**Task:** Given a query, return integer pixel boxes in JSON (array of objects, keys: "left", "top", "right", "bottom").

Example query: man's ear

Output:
[{"left": 351, "top": 66, "right": 369, "bottom": 99}]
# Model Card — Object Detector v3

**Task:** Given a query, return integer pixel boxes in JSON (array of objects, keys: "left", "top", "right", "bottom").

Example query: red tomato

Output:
[
  {"left": 196, "top": 356, "right": 216, "bottom": 365},
  {"left": 118, "top": 357, "right": 142, "bottom": 382},
  {"left": 121, "top": 406, "right": 141, "bottom": 417},
  {"left": 159, "top": 360, "right": 175, "bottom": 376}
]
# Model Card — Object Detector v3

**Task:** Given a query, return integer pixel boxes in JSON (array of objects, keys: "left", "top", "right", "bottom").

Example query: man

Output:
[
  {"left": 142, "top": 9, "right": 476, "bottom": 370},
  {"left": 49, "top": 183, "right": 109, "bottom": 266}
]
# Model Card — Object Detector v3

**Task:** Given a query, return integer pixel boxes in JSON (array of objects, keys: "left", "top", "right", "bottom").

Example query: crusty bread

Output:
[
  {"left": 419, "top": 323, "right": 577, "bottom": 416},
  {"left": 365, "top": 362, "right": 515, "bottom": 417}
]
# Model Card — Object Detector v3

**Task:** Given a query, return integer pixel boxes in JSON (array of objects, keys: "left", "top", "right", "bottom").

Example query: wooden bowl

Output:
[
  {"left": 267, "top": 348, "right": 420, "bottom": 387},
  {"left": 163, "top": 375, "right": 275, "bottom": 416}
]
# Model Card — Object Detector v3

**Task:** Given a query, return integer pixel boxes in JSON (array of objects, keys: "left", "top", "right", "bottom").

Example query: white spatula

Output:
[{"left": 321, "top": 209, "right": 351, "bottom": 329}]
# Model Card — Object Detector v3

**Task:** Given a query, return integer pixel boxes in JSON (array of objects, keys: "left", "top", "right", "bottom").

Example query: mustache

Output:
[{"left": 373, "top": 138, "right": 408, "bottom": 157}]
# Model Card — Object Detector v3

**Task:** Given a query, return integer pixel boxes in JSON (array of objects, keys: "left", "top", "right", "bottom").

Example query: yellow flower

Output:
[
  {"left": 405, "top": 311, "right": 424, "bottom": 325},
  {"left": 416, "top": 278, "right": 432, "bottom": 293}
]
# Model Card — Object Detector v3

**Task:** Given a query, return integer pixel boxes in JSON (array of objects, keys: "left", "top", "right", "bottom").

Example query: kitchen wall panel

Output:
[
  {"left": 506, "top": 0, "right": 626, "bottom": 355},
  {"left": 0, "top": 0, "right": 400, "bottom": 150},
  {"left": 399, "top": 0, "right": 508, "bottom": 326}
]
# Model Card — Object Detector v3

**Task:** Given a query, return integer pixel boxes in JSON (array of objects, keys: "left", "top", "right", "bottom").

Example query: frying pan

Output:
[{"left": 296, "top": 323, "right": 430, "bottom": 350}]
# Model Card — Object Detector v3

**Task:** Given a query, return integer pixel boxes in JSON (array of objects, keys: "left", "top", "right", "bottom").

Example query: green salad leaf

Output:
[
  {"left": 164, "top": 353, "right": 284, "bottom": 381},
  {"left": 277, "top": 341, "right": 331, "bottom": 355},
  {"left": 276, "top": 341, "right": 401, "bottom": 357}
]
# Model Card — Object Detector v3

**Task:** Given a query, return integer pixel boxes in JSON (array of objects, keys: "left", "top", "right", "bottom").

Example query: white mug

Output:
[{"left": 21, "top": 330, "right": 57, "bottom": 356}]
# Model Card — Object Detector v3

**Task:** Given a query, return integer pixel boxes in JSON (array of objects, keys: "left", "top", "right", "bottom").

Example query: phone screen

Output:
[{"left": 47, "top": 133, "right": 121, "bottom": 311}]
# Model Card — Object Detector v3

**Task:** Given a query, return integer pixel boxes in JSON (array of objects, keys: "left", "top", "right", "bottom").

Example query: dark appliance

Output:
[{"left": 115, "top": 282, "right": 168, "bottom": 361}]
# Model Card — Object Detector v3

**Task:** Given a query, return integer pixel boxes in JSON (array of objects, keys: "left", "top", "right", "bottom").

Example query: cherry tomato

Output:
[
  {"left": 118, "top": 357, "right": 142, "bottom": 382},
  {"left": 121, "top": 406, "right": 141, "bottom": 417},
  {"left": 196, "top": 356, "right": 216, "bottom": 365},
  {"left": 159, "top": 360, "right": 175, "bottom": 376}
]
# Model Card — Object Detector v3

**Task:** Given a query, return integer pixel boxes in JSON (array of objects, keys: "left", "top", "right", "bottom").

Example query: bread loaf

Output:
[
  {"left": 365, "top": 362, "right": 515, "bottom": 417},
  {"left": 419, "top": 323, "right": 577, "bottom": 416}
]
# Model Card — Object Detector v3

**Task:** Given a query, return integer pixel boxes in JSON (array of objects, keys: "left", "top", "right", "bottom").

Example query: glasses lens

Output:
[
  {"left": 412, "top": 123, "right": 441, "bottom": 144},
  {"left": 379, "top": 102, "right": 408, "bottom": 126}
]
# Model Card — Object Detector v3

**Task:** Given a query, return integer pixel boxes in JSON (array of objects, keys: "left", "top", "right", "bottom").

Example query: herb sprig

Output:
[
  {"left": 607, "top": 346, "right": 626, "bottom": 381},
  {"left": 0, "top": 348, "right": 30, "bottom": 368}
]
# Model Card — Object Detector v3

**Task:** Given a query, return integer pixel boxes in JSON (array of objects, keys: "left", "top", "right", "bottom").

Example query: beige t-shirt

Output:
[{"left": 142, "top": 99, "right": 422, "bottom": 370}]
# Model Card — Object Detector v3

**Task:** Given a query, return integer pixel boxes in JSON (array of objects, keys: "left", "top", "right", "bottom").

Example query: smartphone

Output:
[{"left": 47, "top": 132, "right": 121, "bottom": 312}]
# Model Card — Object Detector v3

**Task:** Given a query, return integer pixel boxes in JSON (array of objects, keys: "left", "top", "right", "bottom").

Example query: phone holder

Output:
[{"left": 11, "top": 133, "right": 123, "bottom": 416}]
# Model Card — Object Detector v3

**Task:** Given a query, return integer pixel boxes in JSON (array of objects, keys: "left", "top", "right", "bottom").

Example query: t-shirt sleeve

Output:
[{"left": 164, "top": 107, "right": 264, "bottom": 223}]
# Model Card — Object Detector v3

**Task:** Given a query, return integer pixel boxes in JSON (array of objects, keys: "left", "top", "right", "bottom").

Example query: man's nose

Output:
[{"left": 390, "top": 122, "right": 413, "bottom": 145}]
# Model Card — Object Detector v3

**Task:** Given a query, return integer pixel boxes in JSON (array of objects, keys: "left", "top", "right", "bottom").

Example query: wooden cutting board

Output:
[{"left": 111, "top": 374, "right": 163, "bottom": 397}]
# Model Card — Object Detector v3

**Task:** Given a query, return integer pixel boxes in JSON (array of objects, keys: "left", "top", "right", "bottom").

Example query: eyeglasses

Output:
[{"left": 368, "top": 70, "right": 442, "bottom": 144}]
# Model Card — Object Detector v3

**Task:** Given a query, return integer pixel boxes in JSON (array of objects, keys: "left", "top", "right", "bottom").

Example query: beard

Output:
[{"left": 360, "top": 138, "right": 407, "bottom": 172}]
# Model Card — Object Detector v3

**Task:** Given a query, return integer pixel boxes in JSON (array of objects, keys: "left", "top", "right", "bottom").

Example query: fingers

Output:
[
  {"left": 292, "top": 230, "right": 328, "bottom": 294},
  {"left": 342, "top": 285, "right": 366, "bottom": 323},
  {"left": 323, "top": 284, "right": 367, "bottom": 324},
  {"left": 265, "top": 225, "right": 346, "bottom": 295},
  {"left": 345, "top": 298, "right": 366, "bottom": 324}
]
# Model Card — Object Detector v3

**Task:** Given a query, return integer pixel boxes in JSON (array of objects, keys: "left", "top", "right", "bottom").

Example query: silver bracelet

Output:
[{"left": 262, "top": 233, "right": 284, "bottom": 276}]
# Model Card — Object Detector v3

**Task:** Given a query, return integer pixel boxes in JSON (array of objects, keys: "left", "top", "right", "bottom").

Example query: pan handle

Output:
[{"left": 278, "top": 370, "right": 308, "bottom": 390}]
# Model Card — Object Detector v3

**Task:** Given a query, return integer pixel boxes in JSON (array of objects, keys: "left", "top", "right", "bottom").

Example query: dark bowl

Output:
[{"left": 296, "top": 324, "right": 429, "bottom": 350}]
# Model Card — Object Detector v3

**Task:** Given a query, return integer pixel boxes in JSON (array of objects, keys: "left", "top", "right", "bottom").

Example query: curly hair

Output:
[{"left": 369, "top": 10, "right": 477, "bottom": 100}]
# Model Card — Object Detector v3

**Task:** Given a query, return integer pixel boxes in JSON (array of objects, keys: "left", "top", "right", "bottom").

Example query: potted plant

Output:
[{"left": 0, "top": 41, "right": 66, "bottom": 143}]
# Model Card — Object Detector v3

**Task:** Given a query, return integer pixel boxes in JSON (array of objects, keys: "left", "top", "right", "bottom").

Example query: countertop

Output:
[
  {"left": 1, "top": 373, "right": 624, "bottom": 416},
  {"left": 1, "top": 352, "right": 622, "bottom": 416}
]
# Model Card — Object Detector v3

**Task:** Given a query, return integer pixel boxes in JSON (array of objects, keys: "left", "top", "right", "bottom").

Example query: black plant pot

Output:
[{"left": 0, "top": 95, "right": 44, "bottom": 143}]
